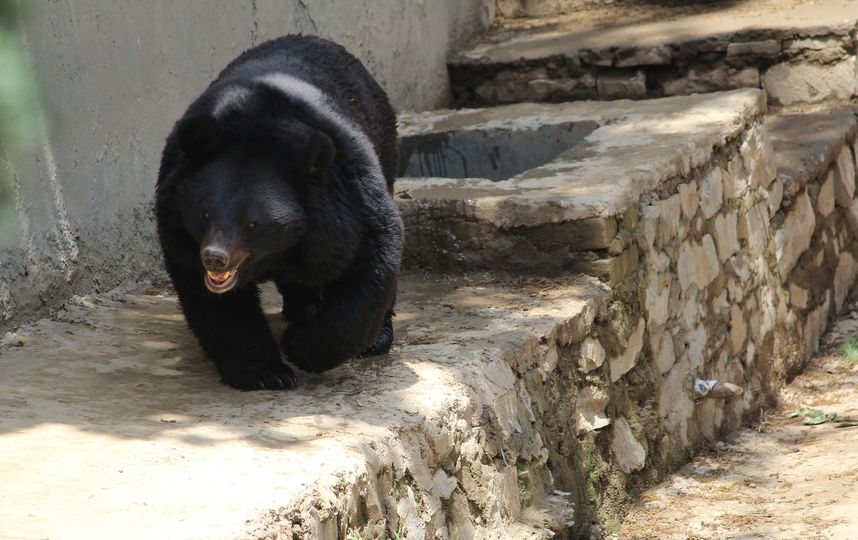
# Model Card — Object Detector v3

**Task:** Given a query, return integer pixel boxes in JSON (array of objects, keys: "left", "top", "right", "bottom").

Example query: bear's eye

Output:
[
  {"left": 247, "top": 221, "right": 257, "bottom": 232},
  {"left": 202, "top": 209, "right": 209, "bottom": 220}
]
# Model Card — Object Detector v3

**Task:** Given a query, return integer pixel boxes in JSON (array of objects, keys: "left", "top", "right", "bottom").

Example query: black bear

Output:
[{"left": 155, "top": 35, "right": 402, "bottom": 390}]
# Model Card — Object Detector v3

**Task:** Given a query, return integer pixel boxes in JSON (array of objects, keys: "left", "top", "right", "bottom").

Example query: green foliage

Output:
[
  {"left": 0, "top": 0, "right": 39, "bottom": 242},
  {"left": 0, "top": 7, "right": 33, "bottom": 138},
  {"left": 0, "top": 0, "right": 38, "bottom": 153},
  {"left": 345, "top": 521, "right": 407, "bottom": 540},
  {"left": 841, "top": 336, "right": 858, "bottom": 365},
  {"left": 788, "top": 406, "right": 838, "bottom": 425}
]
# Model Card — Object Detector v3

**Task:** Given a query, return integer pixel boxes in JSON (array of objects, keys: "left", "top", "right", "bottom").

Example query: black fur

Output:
[{"left": 155, "top": 35, "right": 402, "bottom": 390}]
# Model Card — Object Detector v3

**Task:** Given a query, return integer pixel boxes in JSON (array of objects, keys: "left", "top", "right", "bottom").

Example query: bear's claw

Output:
[{"left": 222, "top": 361, "right": 298, "bottom": 390}]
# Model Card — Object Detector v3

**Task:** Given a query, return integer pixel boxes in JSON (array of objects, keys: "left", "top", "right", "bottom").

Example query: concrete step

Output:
[
  {"left": 396, "top": 88, "right": 765, "bottom": 283},
  {"left": 449, "top": 0, "right": 858, "bottom": 108},
  {"left": 0, "top": 274, "right": 609, "bottom": 539}
]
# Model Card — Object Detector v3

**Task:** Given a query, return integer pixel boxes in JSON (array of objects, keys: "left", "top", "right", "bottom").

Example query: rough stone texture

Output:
[
  {"left": 653, "top": 327, "right": 677, "bottom": 375},
  {"left": 580, "top": 336, "right": 606, "bottom": 372},
  {"left": 611, "top": 417, "right": 647, "bottom": 474},
  {"left": 730, "top": 304, "right": 747, "bottom": 354},
  {"left": 678, "top": 182, "right": 699, "bottom": 220},
  {"left": 576, "top": 386, "right": 611, "bottom": 434},
  {"left": 846, "top": 198, "right": 858, "bottom": 237},
  {"left": 0, "top": 274, "right": 610, "bottom": 539},
  {"left": 726, "top": 40, "right": 781, "bottom": 58},
  {"left": 659, "top": 357, "right": 694, "bottom": 447},
  {"left": 789, "top": 283, "right": 810, "bottom": 309},
  {"left": 596, "top": 70, "right": 646, "bottom": 98},
  {"left": 615, "top": 45, "right": 672, "bottom": 68},
  {"left": 738, "top": 202, "right": 770, "bottom": 252},
  {"left": 775, "top": 191, "right": 815, "bottom": 279},
  {"left": 609, "top": 318, "right": 645, "bottom": 382},
  {"left": 723, "top": 155, "right": 750, "bottom": 201},
  {"left": 526, "top": 76, "right": 596, "bottom": 102},
  {"left": 644, "top": 272, "right": 670, "bottom": 328},
  {"left": 769, "top": 178, "right": 785, "bottom": 215},
  {"left": 655, "top": 195, "right": 682, "bottom": 248},
  {"left": 834, "top": 145, "right": 857, "bottom": 206},
  {"left": 699, "top": 168, "right": 724, "bottom": 219},
  {"left": 713, "top": 211, "right": 740, "bottom": 263},
  {"left": 2, "top": 0, "right": 493, "bottom": 330},
  {"left": 742, "top": 125, "right": 777, "bottom": 189},
  {"left": 817, "top": 171, "right": 836, "bottom": 217},
  {"left": 762, "top": 59, "right": 857, "bottom": 107},
  {"left": 677, "top": 235, "right": 720, "bottom": 292},
  {"left": 834, "top": 252, "right": 857, "bottom": 312},
  {"left": 662, "top": 66, "right": 760, "bottom": 97}
]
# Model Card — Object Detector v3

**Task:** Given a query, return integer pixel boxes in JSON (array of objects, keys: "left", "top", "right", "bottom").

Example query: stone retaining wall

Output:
[
  {"left": 450, "top": 24, "right": 858, "bottom": 108},
  {"left": 395, "top": 96, "right": 858, "bottom": 532},
  {"left": 562, "top": 112, "right": 858, "bottom": 529}
]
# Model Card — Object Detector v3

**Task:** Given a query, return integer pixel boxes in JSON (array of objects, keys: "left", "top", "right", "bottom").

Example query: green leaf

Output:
[{"left": 802, "top": 412, "right": 838, "bottom": 425}]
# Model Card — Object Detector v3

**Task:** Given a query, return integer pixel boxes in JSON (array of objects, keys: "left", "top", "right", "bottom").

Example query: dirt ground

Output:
[{"left": 615, "top": 298, "right": 858, "bottom": 539}]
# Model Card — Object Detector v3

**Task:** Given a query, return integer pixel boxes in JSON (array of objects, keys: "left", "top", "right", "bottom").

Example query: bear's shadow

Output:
[{"left": 0, "top": 285, "right": 421, "bottom": 452}]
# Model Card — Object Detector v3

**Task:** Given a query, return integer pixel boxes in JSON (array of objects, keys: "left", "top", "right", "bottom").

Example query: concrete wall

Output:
[{"left": 0, "top": 0, "right": 492, "bottom": 329}]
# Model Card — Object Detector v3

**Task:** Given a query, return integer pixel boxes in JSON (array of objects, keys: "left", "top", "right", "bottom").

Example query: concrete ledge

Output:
[
  {"left": 768, "top": 107, "right": 858, "bottom": 198},
  {"left": 0, "top": 274, "right": 609, "bottom": 539},
  {"left": 397, "top": 89, "right": 764, "bottom": 275},
  {"left": 398, "top": 90, "right": 764, "bottom": 226}
]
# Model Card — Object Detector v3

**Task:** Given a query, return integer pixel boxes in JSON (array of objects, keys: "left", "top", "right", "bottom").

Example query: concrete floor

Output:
[{"left": 0, "top": 275, "right": 605, "bottom": 539}]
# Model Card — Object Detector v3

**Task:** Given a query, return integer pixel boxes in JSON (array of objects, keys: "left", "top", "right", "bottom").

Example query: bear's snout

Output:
[{"left": 201, "top": 246, "right": 230, "bottom": 271}]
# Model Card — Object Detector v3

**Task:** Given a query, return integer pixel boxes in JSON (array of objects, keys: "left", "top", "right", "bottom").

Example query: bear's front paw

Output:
[{"left": 221, "top": 360, "right": 298, "bottom": 390}]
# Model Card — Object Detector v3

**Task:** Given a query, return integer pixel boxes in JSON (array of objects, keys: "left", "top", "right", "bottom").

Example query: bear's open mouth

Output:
[
  {"left": 205, "top": 269, "right": 238, "bottom": 292},
  {"left": 204, "top": 254, "right": 248, "bottom": 294}
]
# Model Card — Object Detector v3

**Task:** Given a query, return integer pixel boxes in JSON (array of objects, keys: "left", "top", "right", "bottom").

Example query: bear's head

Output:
[{"left": 172, "top": 112, "right": 336, "bottom": 294}]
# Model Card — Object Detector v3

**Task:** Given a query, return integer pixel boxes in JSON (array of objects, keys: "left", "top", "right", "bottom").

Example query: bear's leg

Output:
[
  {"left": 274, "top": 279, "right": 322, "bottom": 322},
  {"left": 279, "top": 266, "right": 396, "bottom": 373},
  {"left": 171, "top": 269, "right": 297, "bottom": 390}
]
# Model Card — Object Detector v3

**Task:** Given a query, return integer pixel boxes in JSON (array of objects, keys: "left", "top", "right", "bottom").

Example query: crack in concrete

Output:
[
  {"left": 295, "top": 0, "right": 318, "bottom": 33},
  {"left": 250, "top": 0, "right": 258, "bottom": 46}
]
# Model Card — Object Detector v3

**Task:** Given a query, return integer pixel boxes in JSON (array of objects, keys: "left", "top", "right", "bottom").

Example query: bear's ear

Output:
[
  {"left": 176, "top": 115, "right": 223, "bottom": 157},
  {"left": 304, "top": 131, "right": 335, "bottom": 178}
]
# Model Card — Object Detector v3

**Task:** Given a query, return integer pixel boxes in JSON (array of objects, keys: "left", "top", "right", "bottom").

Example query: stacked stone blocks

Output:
[
  {"left": 450, "top": 27, "right": 858, "bottom": 108},
  {"left": 574, "top": 117, "right": 858, "bottom": 485}
]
